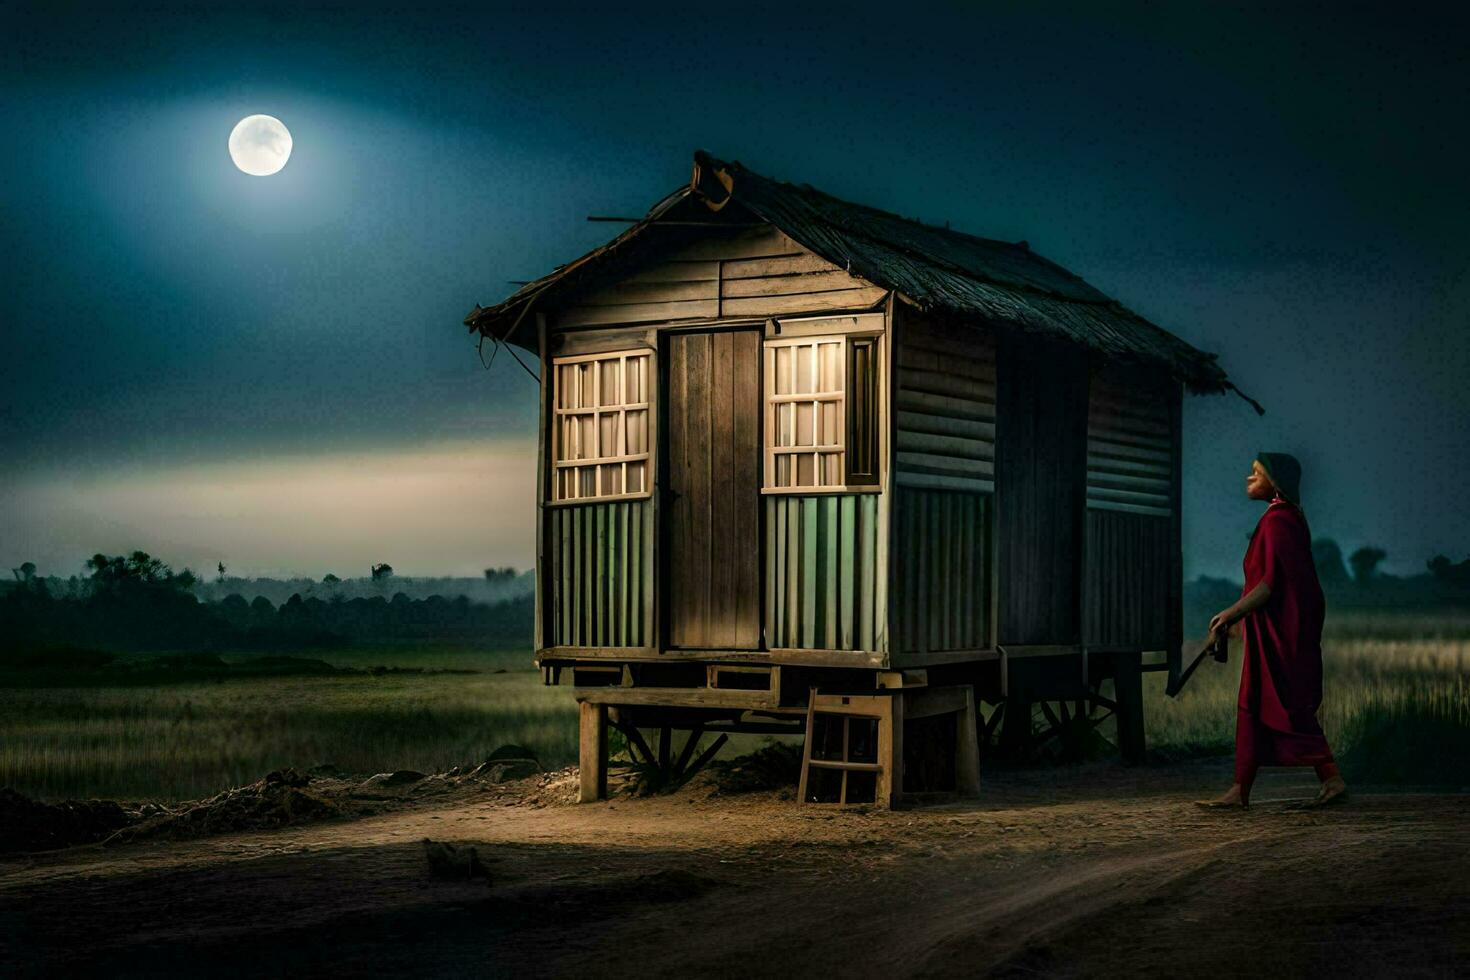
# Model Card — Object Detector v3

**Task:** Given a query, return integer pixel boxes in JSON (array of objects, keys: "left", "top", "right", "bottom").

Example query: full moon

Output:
[{"left": 228, "top": 114, "right": 292, "bottom": 176}]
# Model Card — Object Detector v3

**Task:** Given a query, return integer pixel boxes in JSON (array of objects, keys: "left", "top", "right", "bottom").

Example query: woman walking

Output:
[{"left": 1197, "top": 452, "right": 1348, "bottom": 809}]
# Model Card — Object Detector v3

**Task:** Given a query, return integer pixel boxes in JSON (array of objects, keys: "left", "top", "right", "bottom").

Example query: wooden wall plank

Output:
[
  {"left": 1087, "top": 361, "right": 1176, "bottom": 515},
  {"left": 723, "top": 252, "right": 835, "bottom": 279},
  {"left": 733, "top": 334, "right": 762, "bottom": 649},
  {"left": 721, "top": 269, "right": 868, "bottom": 298},
  {"left": 663, "top": 225, "right": 803, "bottom": 261},
  {"left": 709, "top": 331, "right": 736, "bottom": 646},
  {"left": 894, "top": 309, "right": 998, "bottom": 494},
  {"left": 622, "top": 260, "right": 719, "bottom": 284},
  {"left": 721, "top": 286, "right": 888, "bottom": 318},
  {"left": 558, "top": 298, "right": 720, "bottom": 328}
]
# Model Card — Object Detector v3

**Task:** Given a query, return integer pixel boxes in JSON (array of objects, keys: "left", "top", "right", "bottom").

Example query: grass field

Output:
[
  {"left": 3, "top": 611, "right": 1468, "bottom": 802},
  {"left": 1149, "top": 610, "right": 1470, "bottom": 786},
  {"left": 0, "top": 648, "right": 577, "bottom": 801}
]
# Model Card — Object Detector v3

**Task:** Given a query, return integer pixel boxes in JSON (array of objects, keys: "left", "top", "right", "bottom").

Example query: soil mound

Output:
[
  {"left": 108, "top": 768, "right": 339, "bottom": 844},
  {"left": 0, "top": 788, "right": 134, "bottom": 853}
]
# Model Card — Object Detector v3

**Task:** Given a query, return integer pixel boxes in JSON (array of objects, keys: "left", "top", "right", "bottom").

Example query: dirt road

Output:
[{"left": 3, "top": 759, "right": 1467, "bottom": 978}]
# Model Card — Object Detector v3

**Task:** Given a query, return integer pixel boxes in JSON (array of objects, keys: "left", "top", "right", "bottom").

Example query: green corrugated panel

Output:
[
  {"left": 550, "top": 499, "right": 649, "bottom": 648},
  {"left": 764, "top": 494, "right": 880, "bottom": 652},
  {"left": 822, "top": 498, "right": 838, "bottom": 645},
  {"left": 784, "top": 499, "right": 799, "bottom": 647},
  {"left": 858, "top": 494, "right": 875, "bottom": 652},
  {"left": 846, "top": 499, "right": 858, "bottom": 652}
]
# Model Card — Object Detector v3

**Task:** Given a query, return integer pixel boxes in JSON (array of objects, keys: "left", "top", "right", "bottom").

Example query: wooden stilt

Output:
[
  {"left": 578, "top": 700, "right": 607, "bottom": 803},
  {"left": 955, "top": 686, "right": 981, "bottom": 795},
  {"left": 1114, "top": 651, "right": 1146, "bottom": 764},
  {"left": 877, "top": 691, "right": 905, "bottom": 809}
]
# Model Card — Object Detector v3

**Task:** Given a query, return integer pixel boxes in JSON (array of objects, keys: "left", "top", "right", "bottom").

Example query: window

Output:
[
  {"left": 551, "top": 350, "right": 652, "bottom": 502},
  {"left": 763, "top": 334, "right": 882, "bottom": 491}
]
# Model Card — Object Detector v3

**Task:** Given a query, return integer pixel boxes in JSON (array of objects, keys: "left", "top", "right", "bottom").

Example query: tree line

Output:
[{"left": 1, "top": 551, "right": 533, "bottom": 664}]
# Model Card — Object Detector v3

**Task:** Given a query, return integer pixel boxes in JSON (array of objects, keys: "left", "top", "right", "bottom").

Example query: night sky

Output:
[{"left": 3, "top": 1, "right": 1467, "bottom": 581}]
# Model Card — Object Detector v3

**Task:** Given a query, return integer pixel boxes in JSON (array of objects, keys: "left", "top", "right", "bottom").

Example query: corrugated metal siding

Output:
[
  {"left": 766, "top": 494, "right": 881, "bottom": 651},
  {"left": 550, "top": 499, "right": 651, "bottom": 647},
  {"left": 893, "top": 488, "right": 990, "bottom": 654},
  {"left": 1087, "top": 366, "right": 1174, "bottom": 517},
  {"left": 1084, "top": 508, "right": 1172, "bottom": 648},
  {"left": 995, "top": 333, "right": 1089, "bottom": 646},
  {"left": 895, "top": 316, "right": 997, "bottom": 493}
]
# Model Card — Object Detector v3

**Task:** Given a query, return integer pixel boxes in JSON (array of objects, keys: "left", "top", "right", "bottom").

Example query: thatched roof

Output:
[{"left": 467, "top": 151, "right": 1260, "bottom": 411}]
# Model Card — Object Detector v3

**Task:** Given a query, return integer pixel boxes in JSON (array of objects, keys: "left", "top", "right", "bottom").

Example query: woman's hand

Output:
[{"left": 1208, "top": 608, "right": 1236, "bottom": 637}]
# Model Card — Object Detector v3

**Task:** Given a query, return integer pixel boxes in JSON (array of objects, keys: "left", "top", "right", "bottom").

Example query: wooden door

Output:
[{"left": 664, "top": 328, "right": 762, "bottom": 649}]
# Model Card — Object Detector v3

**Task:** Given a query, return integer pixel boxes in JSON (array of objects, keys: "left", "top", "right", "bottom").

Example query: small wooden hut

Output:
[{"left": 466, "top": 151, "right": 1257, "bottom": 806}]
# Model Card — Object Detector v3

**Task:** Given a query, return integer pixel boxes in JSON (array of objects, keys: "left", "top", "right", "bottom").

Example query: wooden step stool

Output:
[{"left": 798, "top": 684, "right": 980, "bottom": 808}]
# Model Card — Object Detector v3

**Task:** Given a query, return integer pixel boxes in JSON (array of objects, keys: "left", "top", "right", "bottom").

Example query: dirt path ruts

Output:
[{"left": 2, "top": 762, "right": 1467, "bottom": 978}]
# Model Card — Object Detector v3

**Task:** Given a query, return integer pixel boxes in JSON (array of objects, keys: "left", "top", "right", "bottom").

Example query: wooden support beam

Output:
[
  {"left": 903, "top": 684, "right": 968, "bottom": 719},
  {"left": 574, "top": 686, "right": 794, "bottom": 711},
  {"left": 1114, "top": 651, "right": 1146, "bottom": 764},
  {"left": 578, "top": 700, "right": 607, "bottom": 803},
  {"left": 672, "top": 723, "right": 707, "bottom": 777},
  {"left": 982, "top": 700, "right": 1006, "bottom": 741},
  {"left": 877, "top": 692, "right": 905, "bottom": 809},
  {"left": 956, "top": 686, "right": 981, "bottom": 796},
  {"left": 616, "top": 719, "right": 658, "bottom": 769},
  {"left": 683, "top": 732, "right": 729, "bottom": 781}
]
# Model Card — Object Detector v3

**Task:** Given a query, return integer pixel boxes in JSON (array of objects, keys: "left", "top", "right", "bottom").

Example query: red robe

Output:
[{"left": 1235, "top": 498, "right": 1336, "bottom": 788}]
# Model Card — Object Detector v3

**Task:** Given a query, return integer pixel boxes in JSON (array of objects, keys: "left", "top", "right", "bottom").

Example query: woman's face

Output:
[{"left": 1246, "top": 460, "right": 1276, "bottom": 501}]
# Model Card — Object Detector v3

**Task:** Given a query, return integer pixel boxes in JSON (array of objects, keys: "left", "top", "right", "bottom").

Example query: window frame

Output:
[
  {"left": 761, "top": 330, "right": 885, "bottom": 495},
  {"left": 548, "top": 348, "right": 655, "bottom": 504}
]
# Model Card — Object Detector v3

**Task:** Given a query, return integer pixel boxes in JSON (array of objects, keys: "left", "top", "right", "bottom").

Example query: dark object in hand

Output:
[{"left": 1210, "top": 631, "right": 1229, "bottom": 663}]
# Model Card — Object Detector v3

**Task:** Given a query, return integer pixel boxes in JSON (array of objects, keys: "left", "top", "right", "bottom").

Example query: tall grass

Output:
[
  {"left": 1147, "top": 627, "right": 1470, "bottom": 786},
  {"left": 0, "top": 664, "right": 577, "bottom": 801},
  {"left": 5, "top": 613, "right": 1467, "bottom": 803}
]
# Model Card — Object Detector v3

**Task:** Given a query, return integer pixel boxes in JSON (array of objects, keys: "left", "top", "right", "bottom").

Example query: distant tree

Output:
[
  {"left": 217, "top": 561, "right": 227, "bottom": 583},
  {"left": 1348, "top": 546, "right": 1387, "bottom": 585},
  {"left": 86, "top": 551, "right": 196, "bottom": 592},
  {"left": 322, "top": 573, "right": 341, "bottom": 585},
  {"left": 371, "top": 563, "right": 394, "bottom": 581},
  {"left": 1311, "top": 539, "right": 1350, "bottom": 585},
  {"left": 483, "top": 566, "right": 517, "bottom": 585},
  {"left": 12, "top": 561, "right": 37, "bottom": 583},
  {"left": 1427, "top": 554, "right": 1470, "bottom": 587}
]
